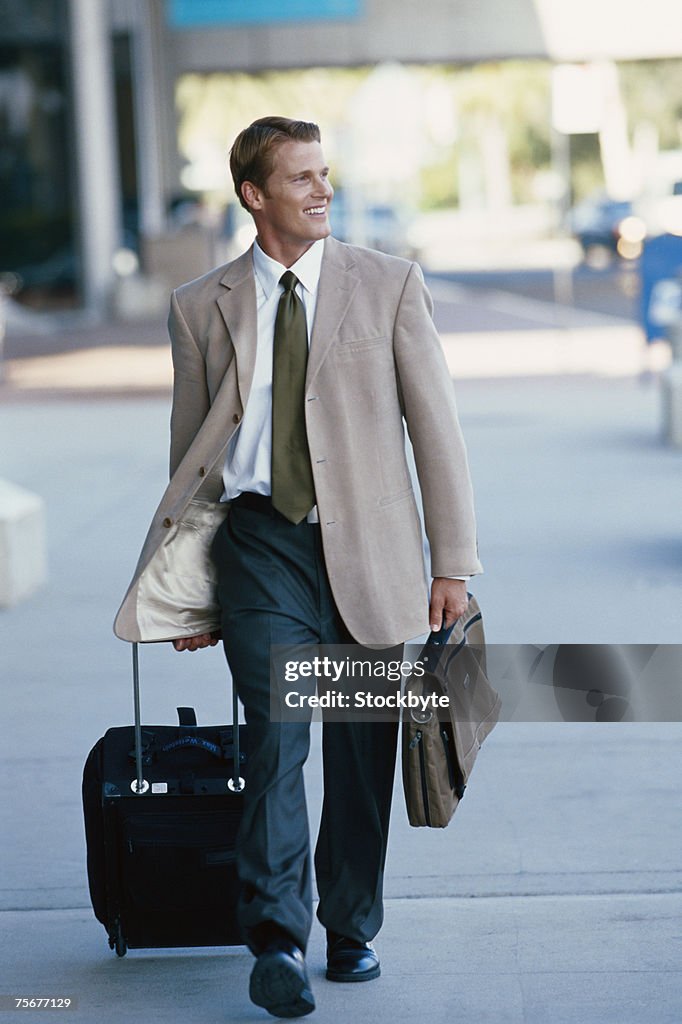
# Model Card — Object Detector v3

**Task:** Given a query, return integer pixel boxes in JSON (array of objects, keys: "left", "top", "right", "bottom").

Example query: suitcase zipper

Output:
[
  {"left": 126, "top": 836, "right": 236, "bottom": 860},
  {"left": 410, "top": 730, "right": 431, "bottom": 826},
  {"left": 440, "top": 728, "right": 456, "bottom": 790},
  {"left": 123, "top": 810, "right": 240, "bottom": 849},
  {"left": 440, "top": 727, "right": 466, "bottom": 799}
]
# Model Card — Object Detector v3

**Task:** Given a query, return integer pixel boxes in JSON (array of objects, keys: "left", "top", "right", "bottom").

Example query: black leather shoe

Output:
[
  {"left": 326, "top": 931, "right": 381, "bottom": 983},
  {"left": 249, "top": 937, "right": 315, "bottom": 1018}
]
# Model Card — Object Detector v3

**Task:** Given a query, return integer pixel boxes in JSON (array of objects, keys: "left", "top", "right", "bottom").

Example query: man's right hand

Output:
[{"left": 172, "top": 631, "right": 221, "bottom": 652}]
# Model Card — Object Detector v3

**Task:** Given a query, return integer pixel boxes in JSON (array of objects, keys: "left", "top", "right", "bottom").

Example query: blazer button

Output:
[
  {"left": 232, "top": 412, "right": 241, "bottom": 424},
  {"left": 162, "top": 517, "right": 173, "bottom": 528},
  {"left": 198, "top": 466, "right": 206, "bottom": 477}
]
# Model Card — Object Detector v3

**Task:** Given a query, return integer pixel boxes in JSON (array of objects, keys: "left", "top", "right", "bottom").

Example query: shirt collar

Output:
[{"left": 252, "top": 238, "right": 325, "bottom": 302}]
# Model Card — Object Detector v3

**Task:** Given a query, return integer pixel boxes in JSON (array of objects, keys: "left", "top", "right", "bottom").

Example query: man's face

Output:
[{"left": 245, "top": 140, "right": 334, "bottom": 257}]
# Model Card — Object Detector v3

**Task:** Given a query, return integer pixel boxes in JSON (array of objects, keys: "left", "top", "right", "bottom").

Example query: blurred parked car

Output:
[
  {"left": 633, "top": 180, "right": 682, "bottom": 241},
  {"left": 568, "top": 193, "right": 644, "bottom": 262}
]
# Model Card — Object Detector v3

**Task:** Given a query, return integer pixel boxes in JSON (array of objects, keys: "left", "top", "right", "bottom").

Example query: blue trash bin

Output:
[{"left": 640, "top": 233, "right": 682, "bottom": 342}]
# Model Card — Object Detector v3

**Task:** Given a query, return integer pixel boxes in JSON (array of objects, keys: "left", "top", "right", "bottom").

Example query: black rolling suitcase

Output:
[{"left": 82, "top": 643, "right": 247, "bottom": 956}]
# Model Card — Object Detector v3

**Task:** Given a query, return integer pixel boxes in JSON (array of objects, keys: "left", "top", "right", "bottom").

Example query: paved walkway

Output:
[
  {"left": 0, "top": 277, "right": 670, "bottom": 398},
  {"left": 1, "top": 304, "right": 681, "bottom": 1021}
]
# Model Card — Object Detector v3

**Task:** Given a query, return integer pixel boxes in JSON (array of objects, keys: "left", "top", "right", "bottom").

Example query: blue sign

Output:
[{"left": 168, "top": 0, "right": 362, "bottom": 27}]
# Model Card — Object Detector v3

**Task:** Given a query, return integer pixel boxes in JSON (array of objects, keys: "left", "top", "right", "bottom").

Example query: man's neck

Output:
[{"left": 255, "top": 235, "right": 317, "bottom": 269}]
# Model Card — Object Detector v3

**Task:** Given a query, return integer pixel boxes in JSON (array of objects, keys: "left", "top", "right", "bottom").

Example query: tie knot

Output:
[{"left": 280, "top": 271, "right": 299, "bottom": 293}]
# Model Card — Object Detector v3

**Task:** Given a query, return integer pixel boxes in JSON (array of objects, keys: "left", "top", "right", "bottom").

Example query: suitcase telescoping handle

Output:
[{"left": 130, "top": 642, "right": 245, "bottom": 796}]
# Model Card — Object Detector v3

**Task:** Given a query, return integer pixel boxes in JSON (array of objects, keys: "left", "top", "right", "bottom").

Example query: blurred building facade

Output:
[
  {"left": 0, "top": 0, "right": 176, "bottom": 315},
  {"left": 1, "top": 0, "right": 682, "bottom": 316}
]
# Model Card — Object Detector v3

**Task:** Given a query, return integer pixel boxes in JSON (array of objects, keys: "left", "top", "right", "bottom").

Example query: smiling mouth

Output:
[{"left": 304, "top": 206, "right": 327, "bottom": 216}]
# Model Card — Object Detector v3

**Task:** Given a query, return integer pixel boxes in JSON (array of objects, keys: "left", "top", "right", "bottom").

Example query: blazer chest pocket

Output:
[{"left": 335, "top": 334, "right": 388, "bottom": 357}]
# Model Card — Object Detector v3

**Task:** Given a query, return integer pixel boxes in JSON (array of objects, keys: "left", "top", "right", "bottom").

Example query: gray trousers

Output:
[{"left": 211, "top": 503, "right": 398, "bottom": 956}]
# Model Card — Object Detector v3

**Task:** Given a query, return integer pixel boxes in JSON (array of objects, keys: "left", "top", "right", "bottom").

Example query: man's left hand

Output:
[
  {"left": 429, "top": 578, "right": 469, "bottom": 632},
  {"left": 172, "top": 631, "right": 221, "bottom": 652}
]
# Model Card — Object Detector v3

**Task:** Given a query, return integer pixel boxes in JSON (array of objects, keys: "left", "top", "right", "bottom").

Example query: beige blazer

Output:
[{"left": 114, "top": 236, "right": 482, "bottom": 647}]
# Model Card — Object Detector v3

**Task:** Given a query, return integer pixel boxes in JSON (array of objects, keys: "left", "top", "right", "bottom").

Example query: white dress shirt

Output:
[
  {"left": 221, "top": 238, "right": 324, "bottom": 513},
  {"left": 220, "top": 236, "right": 468, "bottom": 580}
]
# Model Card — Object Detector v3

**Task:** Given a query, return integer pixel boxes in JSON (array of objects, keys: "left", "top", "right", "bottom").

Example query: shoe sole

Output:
[
  {"left": 249, "top": 950, "right": 316, "bottom": 1018},
  {"left": 326, "top": 963, "right": 381, "bottom": 983}
]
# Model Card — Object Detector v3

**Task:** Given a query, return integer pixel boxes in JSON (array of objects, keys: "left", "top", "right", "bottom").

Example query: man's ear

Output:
[{"left": 241, "top": 181, "right": 263, "bottom": 212}]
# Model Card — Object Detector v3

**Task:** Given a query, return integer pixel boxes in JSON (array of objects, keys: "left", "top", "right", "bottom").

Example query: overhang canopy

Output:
[{"left": 168, "top": 0, "right": 682, "bottom": 72}]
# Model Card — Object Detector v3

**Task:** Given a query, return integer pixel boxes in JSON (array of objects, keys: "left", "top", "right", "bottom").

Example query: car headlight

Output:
[{"left": 618, "top": 216, "right": 646, "bottom": 244}]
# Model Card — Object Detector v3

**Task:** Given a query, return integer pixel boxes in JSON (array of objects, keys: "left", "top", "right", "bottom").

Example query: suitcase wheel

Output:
[{"left": 109, "top": 920, "right": 127, "bottom": 958}]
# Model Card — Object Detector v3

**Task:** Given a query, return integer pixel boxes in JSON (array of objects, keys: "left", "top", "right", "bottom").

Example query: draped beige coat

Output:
[{"left": 114, "top": 236, "right": 482, "bottom": 647}]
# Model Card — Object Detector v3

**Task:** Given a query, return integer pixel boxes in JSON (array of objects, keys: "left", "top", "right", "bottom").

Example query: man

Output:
[{"left": 115, "top": 116, "right": 482, "bottom": 1018}]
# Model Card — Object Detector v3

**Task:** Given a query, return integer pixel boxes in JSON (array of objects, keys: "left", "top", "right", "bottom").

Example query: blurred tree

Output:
[
  {"left": 451, "top": 61, "right": 552, "bottom": 206},
  {"left": 176, "top": 67, "right": 369, "bottom": 200},
  {"left": 619, "top": 59, "right": 682, "bottom": 151},
  {"left": 174, "top": 58, "right": 682, "bottom": 213}
]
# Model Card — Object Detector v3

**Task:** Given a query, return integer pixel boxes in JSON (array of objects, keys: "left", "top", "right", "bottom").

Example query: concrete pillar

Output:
[
  {"left": 69, "top": 0, "right": 123, "bottom": 316},
  {"left": 131, "top": 0, "right": 170, "bottom": 239}
]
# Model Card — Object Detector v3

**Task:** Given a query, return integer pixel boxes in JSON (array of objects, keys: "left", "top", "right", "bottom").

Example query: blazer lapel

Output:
[
  {"left": 306, "top": 236, "right": 360, "bottom": 390},
  {"left": 216, "top": 246, "right": 258, "bottom": 414}
]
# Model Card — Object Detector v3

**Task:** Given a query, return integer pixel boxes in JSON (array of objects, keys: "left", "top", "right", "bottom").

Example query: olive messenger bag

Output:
[{"left": 402, "top": 594, "right": 501, "bottom": 828}]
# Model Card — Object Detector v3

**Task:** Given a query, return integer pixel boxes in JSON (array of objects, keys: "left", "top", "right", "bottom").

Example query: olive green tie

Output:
[{"left": 271, "top": 271, "right": 315, "bottom": 524}]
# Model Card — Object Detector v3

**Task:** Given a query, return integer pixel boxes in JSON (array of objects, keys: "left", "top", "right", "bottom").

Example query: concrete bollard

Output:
[
  {"left": 0, "top": 479, "right": 48, "bottom": 608},
  {"left": 662, "top": 319, "right": 682, "bottom": 447}
]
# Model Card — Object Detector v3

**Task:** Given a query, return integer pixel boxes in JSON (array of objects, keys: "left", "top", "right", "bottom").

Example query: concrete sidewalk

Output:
[
  {"left": 4, "top": 888, "right": 682, "bottom": 1023},
  {"left": 1, "top": 363, "right": 681, "bottom": 1020}
]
